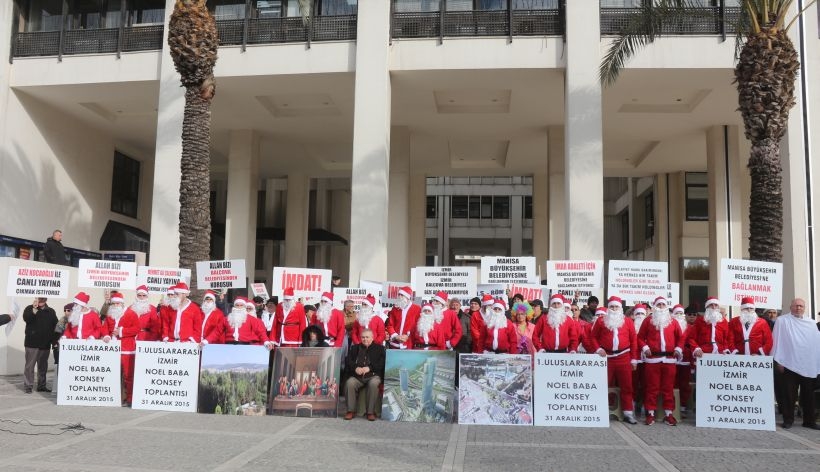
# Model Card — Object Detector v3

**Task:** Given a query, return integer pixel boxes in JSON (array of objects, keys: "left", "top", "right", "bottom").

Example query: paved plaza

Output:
[{"left": 0, "top": 375, "right": 818, "bottom": 472}]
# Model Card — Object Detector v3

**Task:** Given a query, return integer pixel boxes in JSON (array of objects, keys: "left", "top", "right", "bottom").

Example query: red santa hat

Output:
[
  {"left": 481, "top": 294, "right": 494, "bottom": 306},
  {"left": 432, "top": 291, "right": 448, "bottom": 305},
  {"left": 166, "top": 285, "right": 177, "bottom": 295},
  {"left": 633, "top": 304, "right": 647, "bottom": 315},
  {"left": 233, "top": 297, "right": 247, "bottom": 306},
  {"left": 282, "top": 287, "right": 295, "bottom": 300},
  {"left": 361, "top": 294, "right": 376, "bottom": 308},
  {"left": 606, "top": 296, "right": 623, "bottom": 308},
  {"left": 174, "top": 282, "right": 190, "bottom": 295},
  {"left": 493, "top": 299, "right": 507, "bottom": 311},
  {"left": 203, "top": 290, "right": 216, "bottom": 301},
  {"left": 549, "top": 293, "right": 565, "bottom": 306},
  {"left": 398, "top": 286, "right": 413, "bottom": 300},
  {"left": 741, "top": 296, "right": 755, "bottom": 310},
  {"left": 73, "top": 292, "right": 90, "bottom": 307},
  {"left": 672, "top": 304, "right": 685, "bottom": 315},
  {"left": 595, "top": 307, "right": 607, "bottom": 316},
  {"left": 705, "top": 296, "right": 720, "bottom": 307},
  {"left": 653, "top": 296, "right": 668, "bottom": 307},
  {"left": 136, "top": 285, "right": 149, "bottom": 295},
  {"left": 109, "top": 292, "right": 124, "bottom": 304},
  {"left": 421, "top": 303, "right": 433, "bottom": 313},
  {"left": 321, "top": 292, "right": 333, "bottom": 303}
]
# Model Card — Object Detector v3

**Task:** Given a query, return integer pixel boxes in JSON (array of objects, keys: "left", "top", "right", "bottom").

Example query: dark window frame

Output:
[
  {"left": 110, "top": 151, "right": 141, "bottom": 219},
  {"left": 685, "top": 172, "right": 709, "bottom": 221}
]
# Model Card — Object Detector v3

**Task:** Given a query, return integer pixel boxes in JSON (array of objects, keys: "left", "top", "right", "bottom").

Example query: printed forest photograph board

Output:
[
  {"left": 198, "top": 344, "right": 269, "bottom": 416},
  {"left": 458, "top": 354, "right": 533, "bottom": 425},
  {"left": 381, "top": 350, "right": 456, "bottom": 423},
  {"left": 269, "top": 347, "right": 342, "bottom": 418}
]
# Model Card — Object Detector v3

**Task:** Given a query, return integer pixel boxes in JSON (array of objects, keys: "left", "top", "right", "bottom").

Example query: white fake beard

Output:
[
  {"left": 482, "top": 307, "right": 493, "bottom": 324},
  {"left": 169, "top": 297, "right": 181, "bottom": 310},
  {"left": 397, "top": 296, "right": 409, "bottom": 310},
  {"left": 704, "top": 308, "right": 723, "bottom": 325},
  {"left": 651, "top": 308, "right": 671, "bottom": 329},
  {"left": 739, "top": 310, "right": 758, "bottom": 326},
  {"left": 316, "top": 304, "right": 332, "bottom": 323},
  {"left": 486, "top": 311, "right": 508, "bottom": 330},
  {"left": 201, "top": 300, "right": 216, "bottom": 315},
  {"left": 672, "top": 313, "right": 687, "bottom": 331},
  {"left": 228, "top": 308, "right": 247, "bottom": 329},
  {"left": 433, "top": 304, "right": 444, "bottom": 324},
  {"left": 547, "top": 307, "right": 567, "bottom": 329},
  {"left": 282, "top": 300, "right": 294, "bottom": 314},
  {"left": 161, "top": 295, "right": 171, "bottom": 307},
  {"left": 131, "top": 299, "right": 150, "bottom": 315},
  {"left": 108, "top": 305, "right": 124, "bottom": 321},
  {"left": 69, "top": 305, "right": 83, "bottom": 326},
  {"left": 604, "top": 310, "right": 625, "bottom": 330},
  {"left": 357, "top": 307, "right": 374, "bottom": 327},
  {"left": 417, "top": 312, "right": 435, "bottom": 337}
]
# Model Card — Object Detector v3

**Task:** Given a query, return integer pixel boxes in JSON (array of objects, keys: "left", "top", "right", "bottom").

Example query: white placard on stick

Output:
[
  {"left": 476, "top": 283, "right": 506, "bottom": 298},
  {"left": 695, "top": 354, "right": 775, "bottom": 431},
  {"left": 271, "top": 266, "right": 331, "bottom": 303},
  {"left": 667, "top": 282, "right": 680, "bottom": 307},
  {"left": 533, "top": 353, "right": 609, "bottom": 427},
  {"left": 414, "top": 266, "right": 477, "bottom": 299},
  {"left": 77, "top": 259, "right": 137, "bottom": 290},
  {"left": 719, "top": 258, "right": 783, "bottom": 309},
  {"left": 380, "top": 281, "right": 408, "bottom": 307},
  {"left": 549, "top": 288, "right": 605, "bottom": 306},
  {"left": 196, "top": 260, "right": 246, "bottom": 290},
  {"left": 506, "top": 283, "right": 548, "bottom": 303},
  {"left": 132, "top": 341, "right": 200, "bottom": 412},
  {"left": 57, "top": 339, "right": 122, "bottom": 407},
  {"left": 332, "top": 287, "right": 368, "bottom": 311},
  {"left": 607, "top": 260, "right": 668, "bottom": 305},
  {"left": 6, "top": 265, "right": 70, "bottom": 299},
  {"left": 546, "top": 260, "right": 604, "bottom": 290},
  {"left": 480, "top": 257, "right": 537, "bottom": 285},
  {"left": 136, "top": 266, "right": 191, "bottom": 295},
  {"left": 250, "top": 283, "right": 270, "bottom": 300}
]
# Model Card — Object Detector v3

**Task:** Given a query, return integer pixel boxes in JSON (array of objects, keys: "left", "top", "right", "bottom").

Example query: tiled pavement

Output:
[{"left": 0, "top": 375, "right": 818, "bottom": 472}]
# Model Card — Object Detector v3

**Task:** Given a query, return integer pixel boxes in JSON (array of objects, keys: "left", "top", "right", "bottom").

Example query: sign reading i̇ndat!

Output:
[
  {"left": 506, "top": 283, "right": 548, "bottom": 304},
  {"left": 696, "top": 354, "right": 775, "bottom": 431},
  {"left": 57, "top": 339, "right": 122, "bottom": 407},
  {"left": 77, "top": 259, "right": 137, "bottom": 290},
  {"left": 607, "top": 260, "right": 668, "bottom": 305},
  {"left": 132, "top": 341, "right": 200, "bottom": 413},
  {"left": 533, "top": 353, "right": 609, "bottom": 428},
  {"left": 271, "top": 267, "right": 331, "bottom": 304},
  {"left": 546, "top": 260, "right": 604, "bottom": 290},
  {"left": 6, "top": 265, "right": 70, "bottom": 299},
  {"left": 480, "top": 256, "right": 537, "bottom": 285},
  {"left": 413, "top": 266, "right": 477, "bottom": 299},
  {"left": 718, "top": 258, "right": 783, "bottom": 310},
  {"left": 136, "top": 266, "right": 192, "bottom": 295},
  {"left": 195, "top": 259, "right": 247, "bottom": 290}
]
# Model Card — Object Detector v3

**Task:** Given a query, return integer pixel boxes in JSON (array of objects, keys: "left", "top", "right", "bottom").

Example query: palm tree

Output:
[
  {"left": 167, "top": 0, "right": 218, "bottom": 298},
  {"left": 600, "top": 0, "right": 814, "bottom": 263}
]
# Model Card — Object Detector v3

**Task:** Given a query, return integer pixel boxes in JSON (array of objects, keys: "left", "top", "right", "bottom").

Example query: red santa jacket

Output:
[
  {"left": 135, "top": 306, "right": 161, "bottom": 342},
  {"left": 351, "top": 315, "right": 386, "bottom": 345},
  {"left": 386, "top": 304, "right": 420, "bottom": 349},
  {"left": 437, "top": 309, "right": 463, "bottom": 350},
  {"left": 113, "top": 311, "right": 141, "bottom": 353},
  {"left": 100, "top": 315, "right": 116, "bottom": 338},
  {"left": 589, "top": 317, "right": 638, "bottom": 363},
  {"left": 163, "top": 301, "right": 203, "bottom": 343},
  {"left": 469, "top": 311, "right": 486, "bottom": 353},
  {"left": 310, "top": 309, "right": 346, "bottom": 347},
  {"left": 532, "top": 316, "right": 580, "bottom": 352},
  {"left": 480, "top": 319, "right": 519, "bottom": 354},
  {"left": 63, "top": 311, "right": 102, "bottom": 340},
  {"left": 202, "top": 308, "right": 228, "bottom": 345},
  {"left": 577, "top": 319, "right": 594, "bottom": 352},
  {"left": 411, "top": 321, "right": 446, "bottom": 350},
  {"left": 687, "top": 317, "right": 733, "bottom": 354},
  {"left": 270, "top": 303, "right": 306, "bottom": 347},
  {"left": 224, "top": 315, "right": 268, "bottom": 345},
  {"left": 728, "top": 317, "right": 773, "bottom": 355},
  {"left": 158, "top": 304, "right": 173, "bottom": 339},
  {"left": 637, "top": 318, "right": 685, "bottom": 363}
]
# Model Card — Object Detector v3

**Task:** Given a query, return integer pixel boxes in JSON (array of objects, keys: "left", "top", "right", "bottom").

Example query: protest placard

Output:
[
  {"left": 506, "top": 283, "right": 548, "bottom": 303},
  {"left": 546, "top": 260, "right": 604, "bottom": 290},
  {"left": 381, "top": 281, "right": 410, "bottom": 307},
  {"left": 132, "top": 341, "right": 200, "bottom": 412},
  {"left": 251, "top": 283, "right": 270, "bottom": 300},
  {"left": 695, "top": 355, "right": 775, "bottom": 431},
  {"left": 195, "top": 260, "right": 247, "bottom": 290},
  {"left": 480, "top": 257, "right": 537, "bottom": 285},
  {"left": 271, "top": 267, "right": 331, "bottom": 303},
  {"left": 533, "top": 353, "right": 609, "bottom": 427},
  {"left": 57, "top": 339, "right": 121, "bottom": 407},
  {"left": 78, "top": 259, "right": 137, "bottom": 290},
  {"left": 719, "top": 258, "right": 782, "bottom": 309},
  {"left": 476, "top": 283, "right": 506, "bottom": 298},
  {"left": 413, "top": 267, "right": 477, "bottom": 299},
  {"left": 667, "top": 282, "right": 680, "bottom": 307},
  {"left": 607, "top": 260, "right": 668, "bottom": 305},
  {"left": 458, "top": 354, "right": 533, "bottom": 425},
  {"left": 332, "top": 287, "right": 368, "bottom": 310},
  {"left": 7, "top": 265, "right": 70, "bottom": 298},
  {"left": 136, "top": 266, "right": 191, "bottom": 295},
  {"left": 198, "top": 344, "right": 270, "bottom": 415}
]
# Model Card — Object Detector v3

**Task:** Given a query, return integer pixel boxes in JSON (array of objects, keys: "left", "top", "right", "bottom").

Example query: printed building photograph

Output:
[
  {"left": 382, "top": 350, "right": 456, "bottom": 423},
  {"left": 459, "top": 354, "right": 533, "bottom": 425}
]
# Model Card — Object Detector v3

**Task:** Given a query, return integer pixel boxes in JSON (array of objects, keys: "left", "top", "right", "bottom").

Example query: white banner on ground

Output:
[
  {"left": 607, "top": 260, "right": 668, "bottom": 305},
  {"left": 695, "top": 354, "right": 775, "bottom": 431},
  {"left": 57, "top": 339, "right": 121, "bottom": 407},
  {"left": 77, "top": 259, "right": 137, "bottom": 290},
  {"left": 480, "top": 257, "right": 537, "bottom": 285},
  {"left": 413, "top": 266, "right": 477, "bottom": 299},
  {"left": 136, "top": 267, "right": 191, "bottom": 295},
  {"left": 667, "top": 282, "right": 680, "bottom": 307},
  {"left": 380, "top": 281, "right": 409, "bottom": 307},
  {"left": 718, "top": 258, "right": 783, "bottom": 310},
  {"left": 271, "top": 267, "right": 331, "bottom": 303},
  {"left": 132, "top": 341, "right": 200, "bottom": 412},
  {"left": 546, "top": 260, "right": 604, "bottom": 290},
  {"left": 250, "top": 283, "right": 270, "bottom": 300},
  {"left": 6, "top": 265, "right": 70, "bottom": 299},
  {"left": 332, "top": 287, "right": 367, "bottom": 311},
  {"left": 195, "top": 260, "right": 247, "bottom": 290},
  {"left": 476, "top": 283, "right": 506, "bottom": 299},
  {"left": 533, "top": 353, "right": 609, "bottom": 428},
  {"left": 506, "top": 283, "right": 549, "bottom": 304}
]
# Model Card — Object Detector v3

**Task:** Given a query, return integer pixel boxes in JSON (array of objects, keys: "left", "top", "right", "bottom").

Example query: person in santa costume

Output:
[
  {"left": 312, "top": 292, "right": 346, "bottom": 348},
  {"left": 479, "top": 299, "right": 518, "bottom": 354},
  {"left": 350, "top": 295, "right": 386, "bottom": 346},
  {"left": 636, "top": 296, "right": 685, "bottom": 426},
  {"left": 469, "top": 294, "right": 494, "bottom": 353},
  {"left": 386, "top": 286, "right": 419, "bottom": 350},
  {"left": 158, "top": 285, "right": 177, "bottom": 339},
  {"left": 688, "top": 297, "right": 733, "bottom": 356},
  {"left": 200, "top": 290, "right": 227, "bottom": 345},
  {"left": 260, "top": 299, "right": 276, "bottom": 336},
  {"left": 671, "top": 304, "right": 694, "bottom": 418},
  {"left": 728, "top": 296, "right": 773, "bottom": 356},
  {"left": 207, "top": 297, "right": 267, "bottom": 345},
  {"left": 103, "top": 292, "right": 140, "bottom": 406},
  {"left": 630, "top": 304, "right": 648, "bottom": 416},
  {"left": 590, "top": 296, "right": 639, "bottom": 424},
  {"left": 162, "top": 282, "right": 203, "bottom": 343},
  {"left": 431, "top": 291, "right": 462, "bottom": 351},
  {"left": 266, "top": 287, "right": 306, "bottom": 349},
  {"left": 575, "top": 303, "right": 599, "bottom": 353},
  {"left": 411, "top": 303, "right": 446, "bottom": 350},
  {"left": 132, "top": 285, "right": 161, "bottom": 342},
  {"left": 62, "top": 292, "right": 102, "bottom": 340},
  {"left": 243, "top": 299, "right": 269, "bottom": 339},
  {"left": 532, "top": 294, "right": 580, "bottom": 353}
]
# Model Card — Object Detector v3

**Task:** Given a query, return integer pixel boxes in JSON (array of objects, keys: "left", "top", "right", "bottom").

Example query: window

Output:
[
  {"left": 468, "top": 196, "right": 481, "bottom": 219},
  {"left": 493, "top": 196, "right": 510, "bottom": 219},
  {"left": 20, "top": 0, "right": 64, "bottom": 32},
  {"left": 451, "top": 196, "right": 468, "bottom": 219},
  {"left": 523, "top": 196, "right": 532, "bottom": 219},
  {"left": 644, "top": 192, "right": 654, "bottom": 241},
  {"left": 111, "top": 151, "right": 140, "bottom": 218},
  {"left": 481, "top": 196, "right": 493, "bottom": 219},
  {"left": 320, "top": 0, "right": 357, "bottom": 15},
  {"left": 209, "top": 0, "right": 246, "bottom": 19},
  {"left": 620, "top": 211, "right": 629, "bottom": 252},
  {"left": 426, "top": 196, "right": 437, "bottom": 218},
  {"left": 129, "top": 0, "right": 165, "bottom": 24},
  {"left": 685, "top": 172, "right": 709, "bottom": 221}
]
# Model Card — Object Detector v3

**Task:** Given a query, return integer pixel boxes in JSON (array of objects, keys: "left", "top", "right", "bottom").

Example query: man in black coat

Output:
[
  {"left": 23, "top": 298, "right": 58, "bottom": 393},
  {"left": 44, "top": 230, "right": 68, "bottom": 265},
  {"left": 344, "top": 329, "right": 385, "bottom": 421}
]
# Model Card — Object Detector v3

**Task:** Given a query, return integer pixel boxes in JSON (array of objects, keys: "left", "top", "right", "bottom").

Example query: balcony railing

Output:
[
  {"left": 600, "top": 6, "right": 743, "bottom": 37},
  {"left": 215, "top": 15, "right": 357, "bottom": 48},
  {"left": 391, "top": 8, "right": 564, "bottom": 40},
  {"left": 13, "top": 25, "right": 164, "bottom": 59}
]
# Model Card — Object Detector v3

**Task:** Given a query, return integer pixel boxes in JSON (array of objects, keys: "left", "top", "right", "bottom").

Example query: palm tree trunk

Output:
[
  {"left": 747, "top": 138, "right": 783, "bottom": 262},
  {"left": 178, "top": 85, "right": 212, "bottom": 300}
]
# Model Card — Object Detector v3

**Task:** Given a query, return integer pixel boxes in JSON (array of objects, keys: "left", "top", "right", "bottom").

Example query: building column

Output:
[
  {"left": 706, "top": 125, "right": 744, "bottom": 296},
  {"left": 349, "top": 0, "right": 391, "bottom": 285},
  {"left": 564, "top": 0, "right": 603, "bottom": 260},
  {"left": 548, "top": 126, "right": 565, "bottom": 260},
  {"left": 224, "top": 130, "right": 259, "bottom": 278},
  {"left": 313, "top": 178, "right": 330, "bottom": 269},
  {"left": 388, "top": 126, "right": 410, "bottom": 281},
  {"left": 408, "top": 174, "right": 427, "bottom": 270},
  {"left": 284, "top": 173, "right": 309, "bottom": 267},
  {"left": 264, "top": 178, "right": 286, "bottom": 270},
  {"left": 148, "top": 0, "right": 185, "bottom": 267},
  {"left": 329, "top": 188, "right": 351, "bottom": 284},
  {"left": 510, "top": 197, "right": 523, "bottom": 257}
]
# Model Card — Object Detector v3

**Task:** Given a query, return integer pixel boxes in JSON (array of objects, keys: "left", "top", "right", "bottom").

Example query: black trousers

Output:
[{"left": 781, "top": 367, "right": 816, "bottom": 425}]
